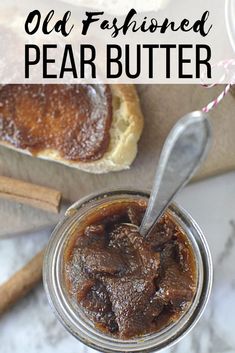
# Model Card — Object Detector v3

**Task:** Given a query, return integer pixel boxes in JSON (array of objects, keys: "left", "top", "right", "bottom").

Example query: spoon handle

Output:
[{"left": 139, "top": 111, "right": 211, "bottom": 237}]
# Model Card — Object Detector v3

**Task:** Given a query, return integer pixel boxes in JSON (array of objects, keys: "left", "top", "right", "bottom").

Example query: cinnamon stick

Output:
[
  {"left": 0, "top": 176, "right": 61, "bottom": 213},
  {"left": 0, "top": 249, "right": 44, "bottom": 315}
]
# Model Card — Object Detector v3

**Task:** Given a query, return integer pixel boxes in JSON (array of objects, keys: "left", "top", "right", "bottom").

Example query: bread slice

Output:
[{"left": 0, "top": 84, "right": 144, "bottom": 174}]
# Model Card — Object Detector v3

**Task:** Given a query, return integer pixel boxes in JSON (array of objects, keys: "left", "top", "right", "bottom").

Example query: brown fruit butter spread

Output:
[
  {"left": 64, "top": 199, "right": 197, "bottom": 339},
  {"left": 0, "top": 84, "right": 112, "bottom": 161}
]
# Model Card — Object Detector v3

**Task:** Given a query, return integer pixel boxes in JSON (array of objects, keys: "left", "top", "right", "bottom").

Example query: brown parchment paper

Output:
[
  {"left": 137, "top": 84, "right": 235, "bottom": 180},
  {"left": 0, "top": 84, "right": 234, "bottom": 236}
]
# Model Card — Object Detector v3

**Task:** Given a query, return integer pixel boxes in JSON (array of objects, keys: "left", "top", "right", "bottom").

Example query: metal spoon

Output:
[{"left": 135, "top": 111, "right": 211, "bottom": 237}]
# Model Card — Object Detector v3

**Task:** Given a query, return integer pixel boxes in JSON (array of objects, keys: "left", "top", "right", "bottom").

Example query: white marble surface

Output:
[{"left": 1, "top": 172, "right": 235, "bottom": 353}]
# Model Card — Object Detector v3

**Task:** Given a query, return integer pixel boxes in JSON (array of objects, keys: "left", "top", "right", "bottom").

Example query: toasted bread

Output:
[{"left": 0, "top": 84, "right": 143, "bottom": 173}]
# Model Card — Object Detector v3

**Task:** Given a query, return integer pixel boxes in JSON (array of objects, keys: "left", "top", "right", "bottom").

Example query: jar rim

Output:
[{"left": 43, "top": 189, "right": 213, "bottom": 353}]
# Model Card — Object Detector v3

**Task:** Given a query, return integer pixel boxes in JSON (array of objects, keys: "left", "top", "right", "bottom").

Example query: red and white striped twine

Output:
[{"left": 202, "top": 59, "right": 235, "bottom": 113}]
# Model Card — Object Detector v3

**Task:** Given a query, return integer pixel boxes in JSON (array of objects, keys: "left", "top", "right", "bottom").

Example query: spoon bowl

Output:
[{"left": 122, "top": 111, "right": 211, "bottom": 237}]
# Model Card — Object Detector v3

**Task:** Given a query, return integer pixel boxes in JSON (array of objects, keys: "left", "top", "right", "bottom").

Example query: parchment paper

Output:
[{"left": 0, "top": 84, "right": 234, "bottom": 236}]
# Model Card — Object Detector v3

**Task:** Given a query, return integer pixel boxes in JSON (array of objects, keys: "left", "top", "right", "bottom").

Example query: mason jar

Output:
[
  {"left": 43, "top": 189, "right": 213, "bottom": 353},
  {"left": 225, "top": 0, "right": 235, "bottom": 53}
]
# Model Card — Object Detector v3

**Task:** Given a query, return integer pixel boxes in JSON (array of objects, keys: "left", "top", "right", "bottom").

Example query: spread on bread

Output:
[
  {"left": 0, "top": 84, "right": 143, "bottom": 173},
  {"left": 0, "top": 84, "right": 112, "bottom": 162}
]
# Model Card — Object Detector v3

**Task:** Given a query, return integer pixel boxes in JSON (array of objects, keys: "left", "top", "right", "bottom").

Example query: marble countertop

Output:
[{"left": 1, "top": 172, "right": 235, "bottom": 353}]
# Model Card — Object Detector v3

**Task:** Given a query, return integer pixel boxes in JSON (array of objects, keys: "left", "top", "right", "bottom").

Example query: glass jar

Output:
[
  {"left": 43, "top": 189, "right": 213, "bottom": 353},
  {"left": 225, "top": 0, "right": 235, "bottom": 53}
]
